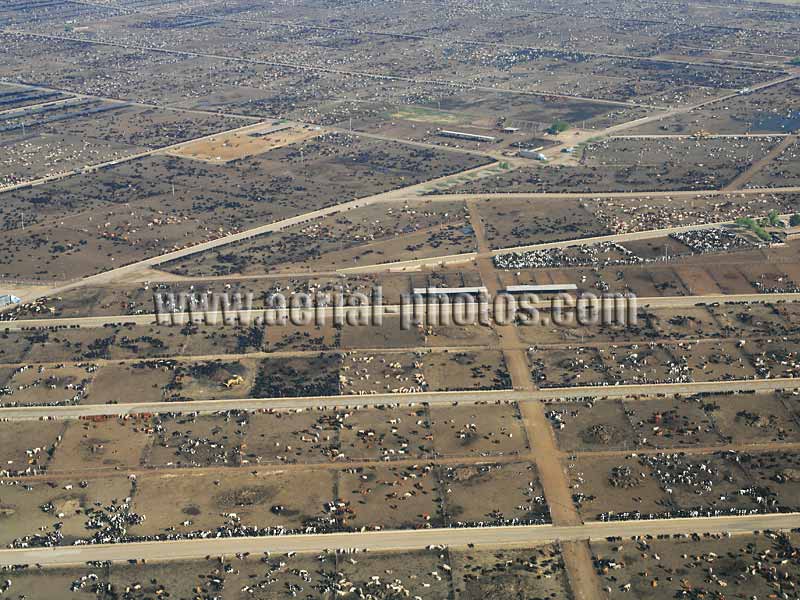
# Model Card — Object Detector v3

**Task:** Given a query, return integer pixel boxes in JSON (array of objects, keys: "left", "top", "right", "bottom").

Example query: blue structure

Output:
[{"left": 0, "top": 294, "right": 21, "bottom": 308}]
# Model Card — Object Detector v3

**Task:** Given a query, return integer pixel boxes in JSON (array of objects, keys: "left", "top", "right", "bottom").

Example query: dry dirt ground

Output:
[{"left": 164, "top": 122, "right": 322, "bottom": 163}]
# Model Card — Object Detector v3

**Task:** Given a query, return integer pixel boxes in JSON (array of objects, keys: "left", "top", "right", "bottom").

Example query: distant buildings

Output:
[
  {"left": 412, "top": 286, "right": 489, "bottom": 297},
  {"left": 519, "top": 149, "right": 548, "bottom": 161},
  {"left": 504, "top": 284, "right": 578, "bottom": 294},
  {"left": 436, "top": 130, "right": 497, "bottom": 143},
  {"left": 411, "top": 284, "right": 578, "bottom": 296}
]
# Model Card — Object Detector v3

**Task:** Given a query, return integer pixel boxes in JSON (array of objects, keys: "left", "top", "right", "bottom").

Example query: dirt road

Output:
[
  {"left": 467, "top": 199, "right": 604, "bottom": 600},
  {"left": 4, "top": 513, "right": 799, "bottom": 569},
  {"left": 725, "top": 134, "right": 798, "bottom": 190}
]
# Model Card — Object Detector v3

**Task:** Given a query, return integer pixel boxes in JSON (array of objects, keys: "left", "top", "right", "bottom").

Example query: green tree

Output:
[
  {"left": 547, "top": 120, "right": 570, "bottom": 135},
  {"left": 790, "top": 213, "right": 800, "bottom": 227},
  {"left": 736, "top": 217, "right": 771, "bottom": 242}
]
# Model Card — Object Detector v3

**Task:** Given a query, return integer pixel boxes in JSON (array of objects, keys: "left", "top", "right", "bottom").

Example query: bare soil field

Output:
[
  {"left": 338, "top": 315, "right": 424, "bottom": 350},
  {"left": 3, "top": 349, "right": 511, "bottom": 406},
  {"left": 531, "top": 336, "right": 779, "bottom": 389},
  {"left": 452, "top": 544, "right": 568, "bottom": 600},
  {"left": 713, "top": 391, "right": 800, "bottom": 444},
  {"left": 744, "top": 338, "right": 800, "bottom": 379},
  {"left": 0, "top": 101, "right": 244, "bottom": 186},
  {"left": 0, "top": 402, "right": 533, "bottom": 476},
  {"left": 340, "top": 349, "right": 510, "bottom": 395},
  {"left": 343, "top": 93, "right": 644, "bottom": 152},
  {"left": 570, "top": 447, "right": 800, "bottom": 521},
  {"left": 645, "top": 307, "right": 721, "bottom": 339},
  {"left": 423, "top": 323, "right": 500, "bottom": 349},
  {"left": 251, "top": 354, "right": 341, "bottom": 398},
  {"left": 132, "top": 468, "right": 335, "bottom": 536},
  {"left": 3, "top": 322, "right": 339, "bottom": 364},
  {"left": 336, "top": 405, "right": 435, "bottom": 461},
  {"left": 549, "top": 391, "right": 800, "bottom": 453},
  {"left": 3, "top": 271, "right": 434, "bottom": 320},
  {"left": 441, "top": 461, "right": 549, "bottom": 526},
  {"left": 1, "top": 134, "right": 489, "bottom": 280},
  {"left": 628, "top": 79, "right": 800, "bottom": 135},
  {"left": 476, "top": 197, "right": 613, "bottom": 249},
  {"left": 429, "top": 403, "right": 529, "bottom": 458},
  {"left": 2, "top": 1, "right": 800, "bottom": 595},
  {"left": 49, "top": 417, "right": 152, "bottom": 471},
  {"left": 623, "top": 396, "right": 721, "bottom": 448},
  {"left": 1, "top": 15, "right": 775, "bottom": 126},
  {"left": 0, "top": 131, "right": 138, "bottom": 188},
  {"left": 495, "top": 243, "right": 800, "bottom": 298},
  {"left": 162, "top": 199, "right": 476, "bottom": 277},
  {"left": 547, "top": 400, "right": 638, "bottom": 452},
  {"left": 588, "top": 192, "right": 800, "bottom": 234},
  {"left": 747, "top": 138, "right": 800, "bottom": 188},
  {"left": 0, "top": 548, "right": 460, "bottom": 599},
  {"left": 338, "top": 463, "right": 442, "bottom": 529},
  {"left": 164, "top": 122, "right": 322, "bottom": 163},
  {"left": 0, "top": 474, "right": 134, "bottom": 547},
  {"left": 165, "top": 358, "right": 259, "bottom": 401},
  {"left": 437, "top": 136, "right": 784, "bottom": 193},
  {"left": 0, "top": 543, "right": 572, "bottom": 599},
  {"left": 1, "top": 363, "right": 94, "bottom": 406},
  {"left": 675, "top": 340, "right": 758, "bottom": 382},
  {"left": 88, "top": 361, "right": 175, "bottom": 405},
  {"left": 0, "top": 420, "right": 64, "bottom": 475},
  {"left": 592, "top": 531, "right": 800, "bottom": 600},
  {"left": 709, "top": 302, "right": 796, "bottom": 338}
]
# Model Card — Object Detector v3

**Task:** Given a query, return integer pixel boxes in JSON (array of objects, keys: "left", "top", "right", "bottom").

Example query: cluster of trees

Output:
[
  {"left": 736, "top": 211, "right": 800, "bottom": 242},
  {"left": 547, "top": 120, "right": 570, "bottom": 135},
  {"left": 736, "top": 216, "right": 772, "bottom": 241}
]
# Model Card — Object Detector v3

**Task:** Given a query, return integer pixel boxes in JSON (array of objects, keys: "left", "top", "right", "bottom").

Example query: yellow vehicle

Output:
[{"left": 223, "top": 375, "right": 245, "bottom": 388}]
